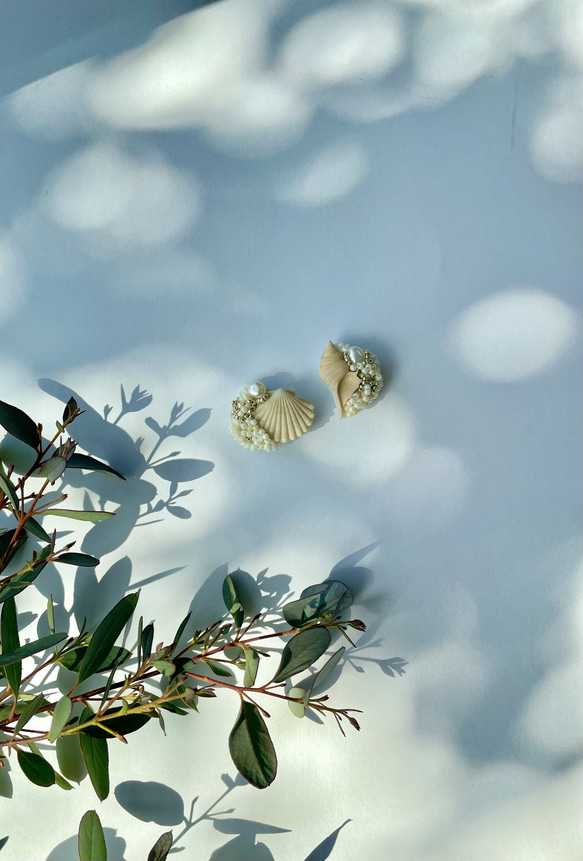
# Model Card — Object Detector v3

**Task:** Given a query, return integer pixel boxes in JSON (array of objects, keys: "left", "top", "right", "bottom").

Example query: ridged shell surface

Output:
[
  {"left": 319, "top": 341, "right": 360, "bottom": 418},
  {"left": 255, "top": 388, "right": 314, "bottom": 443}
]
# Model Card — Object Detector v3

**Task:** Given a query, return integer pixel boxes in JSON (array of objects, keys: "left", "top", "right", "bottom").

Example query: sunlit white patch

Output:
[
  {"left": 448, "top": 288, "right": 580, "bottom": 382},
  {"left": 517, "top": 660, "right": 583, "bottom": 758},
  {"left": 0, "top": 234, "right": 27, "bottom": 326},
  {"left": 530, "top": 76, "right": 583, "bottom": 183},
  {"left": 302, "top": 392, "right": 415, "bottom": 487},
  {"left": 88, "top": 1, "right": 276, "bottom": 130},
  {"left": 44, "top": 142, "right": 200, "bottom": 254},
  {"left": 4, "top": 60, "right": 95, "bottom": 140},
  {"left": 276, "top": 142, "right": 368, "bottom": 206},
  {"left": 414, "top": 11, "right": 504, "bottom": 95},
  {"left": 280, "top": 3, "right": 404, "bottom": 89}
]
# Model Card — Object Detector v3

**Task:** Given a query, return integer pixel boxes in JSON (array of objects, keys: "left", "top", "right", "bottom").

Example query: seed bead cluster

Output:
[
  {"left": 229, "top": 385, "right": 279, "bottom": 451},
  {"left": 337, "top": 342, "right": 383, "bottom": 417}
]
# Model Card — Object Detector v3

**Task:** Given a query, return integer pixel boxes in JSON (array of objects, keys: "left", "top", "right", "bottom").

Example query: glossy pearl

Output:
[
  {"left": 348, "top": 346, "right": 364, "bottom": 364},
  {"left": 247, "top": 382, "right": 266, "bottom": 398}
]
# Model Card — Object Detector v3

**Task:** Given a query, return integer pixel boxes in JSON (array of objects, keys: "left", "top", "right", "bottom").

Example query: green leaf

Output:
[
  {"left": 0, "top": 463, "right": 19, "bottom": 510},
  {"left": 0, "top": 527, "right": 26, "bottom": 566},
  {"left": 78, "top": 810, "right": 107, "bottom": 861},
  {"left": 243, "top": 647, "right": 259, "bottom": 687},
  {"left": 228, "top": 701, "right": 277, "bottom": 789},
  {"left": 0, "top": 632, "right": 66, "bottom": 667},
  {"left": 153, "top": 660, "right": 175, "bottom": 676},
  {"left": 204, "top": 660, "right": 234, "bottom": 678},
  {"left": 34, "top": 455, "right": 67, "bottom": 483},
  {"left": 17, "top": 750, "right": 56, "bottom": 787},
  {"left": 77, "top": 593, "right": 138, "bottom": 683},
  {"left": 38, "top": 508, "right": 115, "bottom": 522},
  {"left": 141, "top": 622, "right": 154, "bottom": 661},
  {"left": 148, "top": 831, "right": 173, "bottom": 861},
  {"left": 171, "top": 612, "right": 191, "bottom": 654},
  {"left": 67, "top": 452, "right": 125, "bottom": 480},
  {"left": 62, "top": 397, "right": 79, "bottom": 426},
  {"left": 1, "top": 597, "right": 21, "bottom": 696},
  {"left": 0, "top": 400, "right": 40, "bottom": 449},
  {"left": 283, "top": 580, "right": 353, "bottom": 628},
  {"left": 57, "top": 552, "right": 100, "bottom": 567},
  {"left": 0, "top": 557, "right": 49, "bottom": 604},
  {"left": 272, "top": 627, "right": 331, "bottom": 684},
  {"left": 55, "top": 772, "right": 74, "bottom": 791},
  {"left": 47, "top": 594, "right": 55, "bottom": 634},
  {"left": 58, "top": 645, "right": 130, "bottom": 674},
  {"left": 82, "top": 710, "right": 152, "bottom": 739},
  {"left": 311, "top": 647, "right": 346, "bottom": 694},
  {"left": 23, "top": 517, "right": 51, "bottom": 543},
  {"left": 287, "top": 686, "right": 309, "bottom": 719},
  {"left": 48, "top": 696, "right": 73, "bottom": 743},
  {"left": 14, "top": 694, "right": 50, "bottom": 733},
  {"left": 79, "top": 708, "right": 109, "bottom": 800},
  {"left": 222, "top": 573, "right": 244, "bottom": 630}
]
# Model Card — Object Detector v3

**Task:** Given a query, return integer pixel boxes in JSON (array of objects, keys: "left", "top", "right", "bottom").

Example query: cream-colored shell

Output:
[
  {"left": 255, "top": 388, "right": 314, "bottom": 443},
  {"left": 319, "top": 341, "right": 360, "bottom": 418}
]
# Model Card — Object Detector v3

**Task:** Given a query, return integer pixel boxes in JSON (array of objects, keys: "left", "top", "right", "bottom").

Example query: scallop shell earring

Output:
[
  {"left": 230, "top": 382, "right": 314, "bottom": 451},
  {"left": 319, "top": 341, "right": 383, "bottom": 418}
]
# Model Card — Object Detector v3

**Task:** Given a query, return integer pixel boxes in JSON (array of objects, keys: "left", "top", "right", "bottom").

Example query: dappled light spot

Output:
[
  {"left": 45, "top": 141, "right": 200, "bottom": 253},
  {"left": 0, "top": 234, "right": 27, "bottom": 326},
  {"left": 530, "top": 76, "right": 583, "bottom": 183},
  {"left": 280, "top": 3, "right": 404, "bottom": 90},
  {"left": 276, "top": 142, "right": 368, "bottom": 206},
  {"left": 4, "top": 60, "right": 95, "bottom": 140},
  {"left": 518, "top": 659, "right": 583, "bottom": 759},
  {"left": 414, "top": 11, "right": 502, "bottom": 96},
  {"left": 448, "top": 288, "right": 580, "bottom": 382},
  {"left": 302, "top": 392, "right": 415, "bottom": 488}
]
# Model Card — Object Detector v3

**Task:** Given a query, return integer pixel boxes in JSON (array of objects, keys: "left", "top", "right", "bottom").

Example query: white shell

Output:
[
  {"left": 319, "top": 341, "right": 360, "bottom": 418},
  {"left": 255, "top": 388, "right": 314, "bottom": 443}
]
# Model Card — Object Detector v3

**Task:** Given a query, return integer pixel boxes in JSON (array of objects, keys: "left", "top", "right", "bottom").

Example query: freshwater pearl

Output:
[
  {"left": 247, "top": 382, "right": 265, "bottom": 398},
  {"left": 348, "top": 346, "right": 364, "bottom": 364}
]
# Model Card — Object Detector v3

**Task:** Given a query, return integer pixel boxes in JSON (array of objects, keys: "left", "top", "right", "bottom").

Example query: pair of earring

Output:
[{"left": 229, "top": 341, "right": 383, "bottom": 452}]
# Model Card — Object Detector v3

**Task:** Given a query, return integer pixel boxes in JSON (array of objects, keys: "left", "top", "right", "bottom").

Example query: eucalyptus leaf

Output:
[
  {"left": 38, "top": 508, "right": 115, "bottom": 522},
  {"left": 0, "top": 527, "right": 26, "bottom": 564},
  {"left": 22, "top": 516, "right": 51, "bottom": 543},
  {"left": 67, "top": 452, "right": 125, "bottom": 480},
  {"left": 147, "top": 830, "right": 173, "bottom": 861},
  {"left": 0, "top": 464, "right": 19, "bottom": 510},
  {"left": 272, "top": 627, "right": 331, "bottom": 684},
  {"left": 17, "top": 750, "right": 55, "bottom": 787},
  {"left": 310, "top": 647, "right": 346, "bottom": 694},
  {"left": 14, "top": 694, "right": 50, "bottom": 733},
  {"left": 81, "top": 710, "right": 152, "bottom": 739},
  {"left": 282, "top": 580, "right": 353, "bottom": 628},
  {"left": 34, "top": 455, "right": 67, "bottom": 483},
  {"left": 79, "top": 708, "right": 109, "bottom": 800},
  {"left": 48, "top": 695, "right": 73, "bottom": 743},
  {"left": 243, "top": 647, "right": 259, "bottom": 687},
  {"left": 1, "top": 596, "right": 21, "bottom": 696},
  {"left": 205, "top": 660, "right": 234, "bottom": 679},
  {"left": 54, "top": 772, "right": 73, "bottom": 791},
  {"left": 78, "top": 810, "right": 107, "bottom": 861},
  {"left": 223, "top": 573, "right": 244, "bottom": 630},
  {"left": 0, "top": 400, "right": 40, "bottom": 449},
  {"left": 0, "top": 632, "right": 66, "bottom": 667},
  {"left": 57, "top": 645, "right": 130, "bottom": 674},
  {"left": 228, "top": 701, "right": 277, "bottom": 789},
  {"left": 287, "top": 686, "right": 309, "bottom": 718},
  {"left": 77, "top": 593, "right": 138, "bottom": 683},
  {"left": 171, "top": 611, "right": 191, "bottom": 654},
  {"left": 141, "top": 622, "right": 154, "bottom": 661},
  {"left": 57, "top": 552, "right": 100, "bottom": 567}
]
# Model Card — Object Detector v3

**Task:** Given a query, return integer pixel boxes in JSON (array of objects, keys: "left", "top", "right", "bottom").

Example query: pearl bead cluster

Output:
[
  {"left": 337, "top": 342, "right": 383, "bottom": 417},
  {"left": 229, "top": 382, "right": 279, "bottom": 451}
]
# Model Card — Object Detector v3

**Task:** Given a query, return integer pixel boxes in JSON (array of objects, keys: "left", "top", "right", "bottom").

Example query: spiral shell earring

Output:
[
  {"left": 230, "top": 382, "right": 314, "bottom": 451},
  {"left": 319, "top": 341, "right": 383, "bottom": 417}
]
